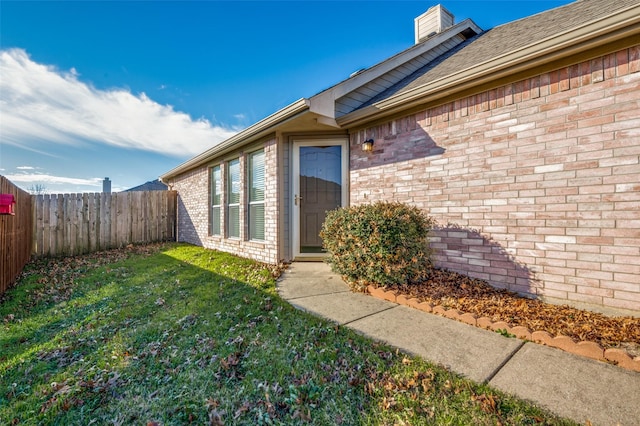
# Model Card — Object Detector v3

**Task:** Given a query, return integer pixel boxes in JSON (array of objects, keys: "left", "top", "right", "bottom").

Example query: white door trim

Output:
[{"left": 292, "top": 138, "right": 349, "bottom": 259}]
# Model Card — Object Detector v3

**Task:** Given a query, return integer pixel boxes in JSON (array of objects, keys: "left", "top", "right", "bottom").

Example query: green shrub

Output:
[{"left": 320, "top": 201, "right": 435, "bottom": 290}]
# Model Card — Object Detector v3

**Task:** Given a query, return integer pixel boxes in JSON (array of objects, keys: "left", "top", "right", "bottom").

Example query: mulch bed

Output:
[{"left": 387, "top": 269, "right": 640, "bottom": 356}]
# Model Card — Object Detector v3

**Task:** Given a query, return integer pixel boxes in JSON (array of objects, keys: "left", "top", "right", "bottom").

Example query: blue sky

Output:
[{"left": 1, "top": 0, "right": 572, "bottom": 193}]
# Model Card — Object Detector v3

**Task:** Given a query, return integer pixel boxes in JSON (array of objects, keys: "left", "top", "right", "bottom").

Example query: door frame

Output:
[{"left": 291, "top": 138, "right": 349, "bottom": 260}]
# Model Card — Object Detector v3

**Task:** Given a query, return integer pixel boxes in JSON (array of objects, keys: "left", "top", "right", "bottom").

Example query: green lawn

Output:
[{"left": 0, "top": 243, "right": 575, "bottom": 425}]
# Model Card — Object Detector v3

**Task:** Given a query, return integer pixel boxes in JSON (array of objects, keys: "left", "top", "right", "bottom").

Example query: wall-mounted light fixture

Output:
[{"left": 362, "top": 138, "right": 375, "bottom": 152}]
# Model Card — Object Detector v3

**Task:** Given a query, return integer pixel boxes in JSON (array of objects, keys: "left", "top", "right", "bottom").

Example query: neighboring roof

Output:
[
  {"left": 124, "top": 179, "right": 168, "bottom": 192},
  {"left": 340, "top": 0, "right": 640, "bottom": 126}
]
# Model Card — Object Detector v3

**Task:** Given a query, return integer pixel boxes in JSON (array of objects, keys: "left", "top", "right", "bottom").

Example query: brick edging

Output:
[{"left": 367, "top": 285, "right": 640, "bottom": 373}]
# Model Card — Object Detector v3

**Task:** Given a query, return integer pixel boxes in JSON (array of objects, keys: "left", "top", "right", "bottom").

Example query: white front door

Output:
[{"left": 292, "top": 139, "right": 348, "bottom": 259}]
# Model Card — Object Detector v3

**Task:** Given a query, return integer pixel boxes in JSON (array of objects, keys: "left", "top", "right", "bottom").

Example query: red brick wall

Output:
[
  {"left": 350, "top": 46, "right": 640, "bottom": 313},
  {"left": 171, "top": 137, "right": 280, "bottom": 264}
]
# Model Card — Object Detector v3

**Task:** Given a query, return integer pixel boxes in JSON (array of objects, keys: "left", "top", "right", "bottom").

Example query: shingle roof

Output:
[
  {"left": 124, "top": 179, "right": 168, "bottom": 192},
  {"left": 363, "top": 0, "right": 640, "bottom": 108}
]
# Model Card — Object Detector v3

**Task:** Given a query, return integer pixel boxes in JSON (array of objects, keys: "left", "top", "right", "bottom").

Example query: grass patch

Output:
[{"left": 1, "top": 243, "right": 575, "bottom": 425}]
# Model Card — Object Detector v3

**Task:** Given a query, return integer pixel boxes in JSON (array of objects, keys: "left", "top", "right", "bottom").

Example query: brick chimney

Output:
[{"left": 103, "top": 177, "right": 111, "bottom": 193}]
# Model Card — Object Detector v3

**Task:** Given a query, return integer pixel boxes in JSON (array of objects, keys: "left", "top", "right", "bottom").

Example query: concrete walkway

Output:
[{"left": 276, "top": 262, "right": 640, "bottom": 426}]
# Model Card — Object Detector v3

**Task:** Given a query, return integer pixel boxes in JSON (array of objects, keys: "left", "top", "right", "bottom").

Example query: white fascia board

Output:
[
  {"left": 307, "top": 19, "right": 482, "bottom": 118},
  {"left": 160, "top": 98, "right": 309, "bottom": 181},
  {"left": 338, "top": 3, "right": 640, "bottom": 127}
]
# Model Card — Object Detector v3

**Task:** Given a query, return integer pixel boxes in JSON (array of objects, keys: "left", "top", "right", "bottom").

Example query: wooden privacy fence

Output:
[
  {"left": 33, "top": 190, "right": 177, "bottom": 257},
  {"left": 1, "top": 176, "right": 34, "bottom": 295}
]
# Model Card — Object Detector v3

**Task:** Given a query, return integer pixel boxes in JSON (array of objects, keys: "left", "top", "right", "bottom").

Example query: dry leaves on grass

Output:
[
  {"left": 389, "top": 269, "right": 640, "bottom": 354},
  {"left": 7, "top": 243, "right": 164, "bottom": 308}
]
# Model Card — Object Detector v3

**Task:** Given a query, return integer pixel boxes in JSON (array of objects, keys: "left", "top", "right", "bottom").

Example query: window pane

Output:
[
  {"left": 211, "top": 166, "right": 221, "bottom": 206},
  {"left": 248, "top": 150, "right": 265, "bottom": 241},
  {"left": 228, "top": 159, "right": 240, "bottom": 205},
  {"left": 249, "top": 204, "right": 264, "bottom": 241},
  {"left": 226, "top": 158, "right": 241, "bottom": 238},
  {"left": 210, "top": 165, "right": 221, "bottom": 236},
  {"left": 211, "top": 206, "right": 221, "bottom": 235},
  {"left": 249, "top": 150, "right": 265, "bottom": 202},
  {"left": 228, "top": 205, "right": 240, "bottom": 238}
]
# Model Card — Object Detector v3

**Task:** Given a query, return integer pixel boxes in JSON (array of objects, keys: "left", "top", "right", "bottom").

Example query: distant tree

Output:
[{"left": 28, "top": 183, "right": 48, "bottom": 195}]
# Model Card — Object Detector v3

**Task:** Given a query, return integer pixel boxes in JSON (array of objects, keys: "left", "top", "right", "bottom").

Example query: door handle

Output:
[{"left": 295, "top": 194, "right": 303, "bottom": 205}]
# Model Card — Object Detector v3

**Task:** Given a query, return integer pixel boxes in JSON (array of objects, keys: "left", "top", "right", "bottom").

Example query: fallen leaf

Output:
[
  {"left": 209, "top": 409, "right": 224, "bottom": 426},
  {"left": 233, "top": 402, "right": 251, "bottom": 419}
]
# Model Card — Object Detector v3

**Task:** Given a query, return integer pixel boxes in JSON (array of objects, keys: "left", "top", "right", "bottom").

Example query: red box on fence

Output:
[{"left": 0, "top": 193, "right": 16, "bottom": 215}]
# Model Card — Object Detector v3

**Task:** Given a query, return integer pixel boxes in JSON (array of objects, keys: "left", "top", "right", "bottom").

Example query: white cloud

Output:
[
  {"left": 5, "top": 173, "right": 103, "bottom": 187},
  {"left": 0, "top": 49, "right": 239, "bottom": 157},
  {"left": 17, "top": 166, "right": 35, "bottom": 170}
]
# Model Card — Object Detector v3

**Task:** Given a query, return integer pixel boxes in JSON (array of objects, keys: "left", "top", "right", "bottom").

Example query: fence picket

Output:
[
  {"left": 49, "top": 195, "right": 58, "bottom": 256},
  {"left": 56, "top": 194, "right": 64, "bottom": 257},
  {"left": 36, "top": 195, "right": 44, "bottom": 256},
  {"left": 42, "top": 195, "right": 49, "bottom": 256},
  {"left": 103, "top": 192, "right": 111, "bottom": 249}
]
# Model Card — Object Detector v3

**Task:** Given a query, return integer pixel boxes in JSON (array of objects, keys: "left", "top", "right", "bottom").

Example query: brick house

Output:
[{"left": 161, "top": 0, "right": 640, "bottom": 314}]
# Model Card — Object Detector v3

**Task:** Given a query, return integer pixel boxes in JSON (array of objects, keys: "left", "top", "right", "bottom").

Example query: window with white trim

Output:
[
  {"left": 248, "top": 150, "right": 265, "bottom": 241},
  {"left": 210, "top": 165, "right": 221, "bottom": 236},
  {"left": 227, "top": 158, "right": 241, "bottom": 238}
]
